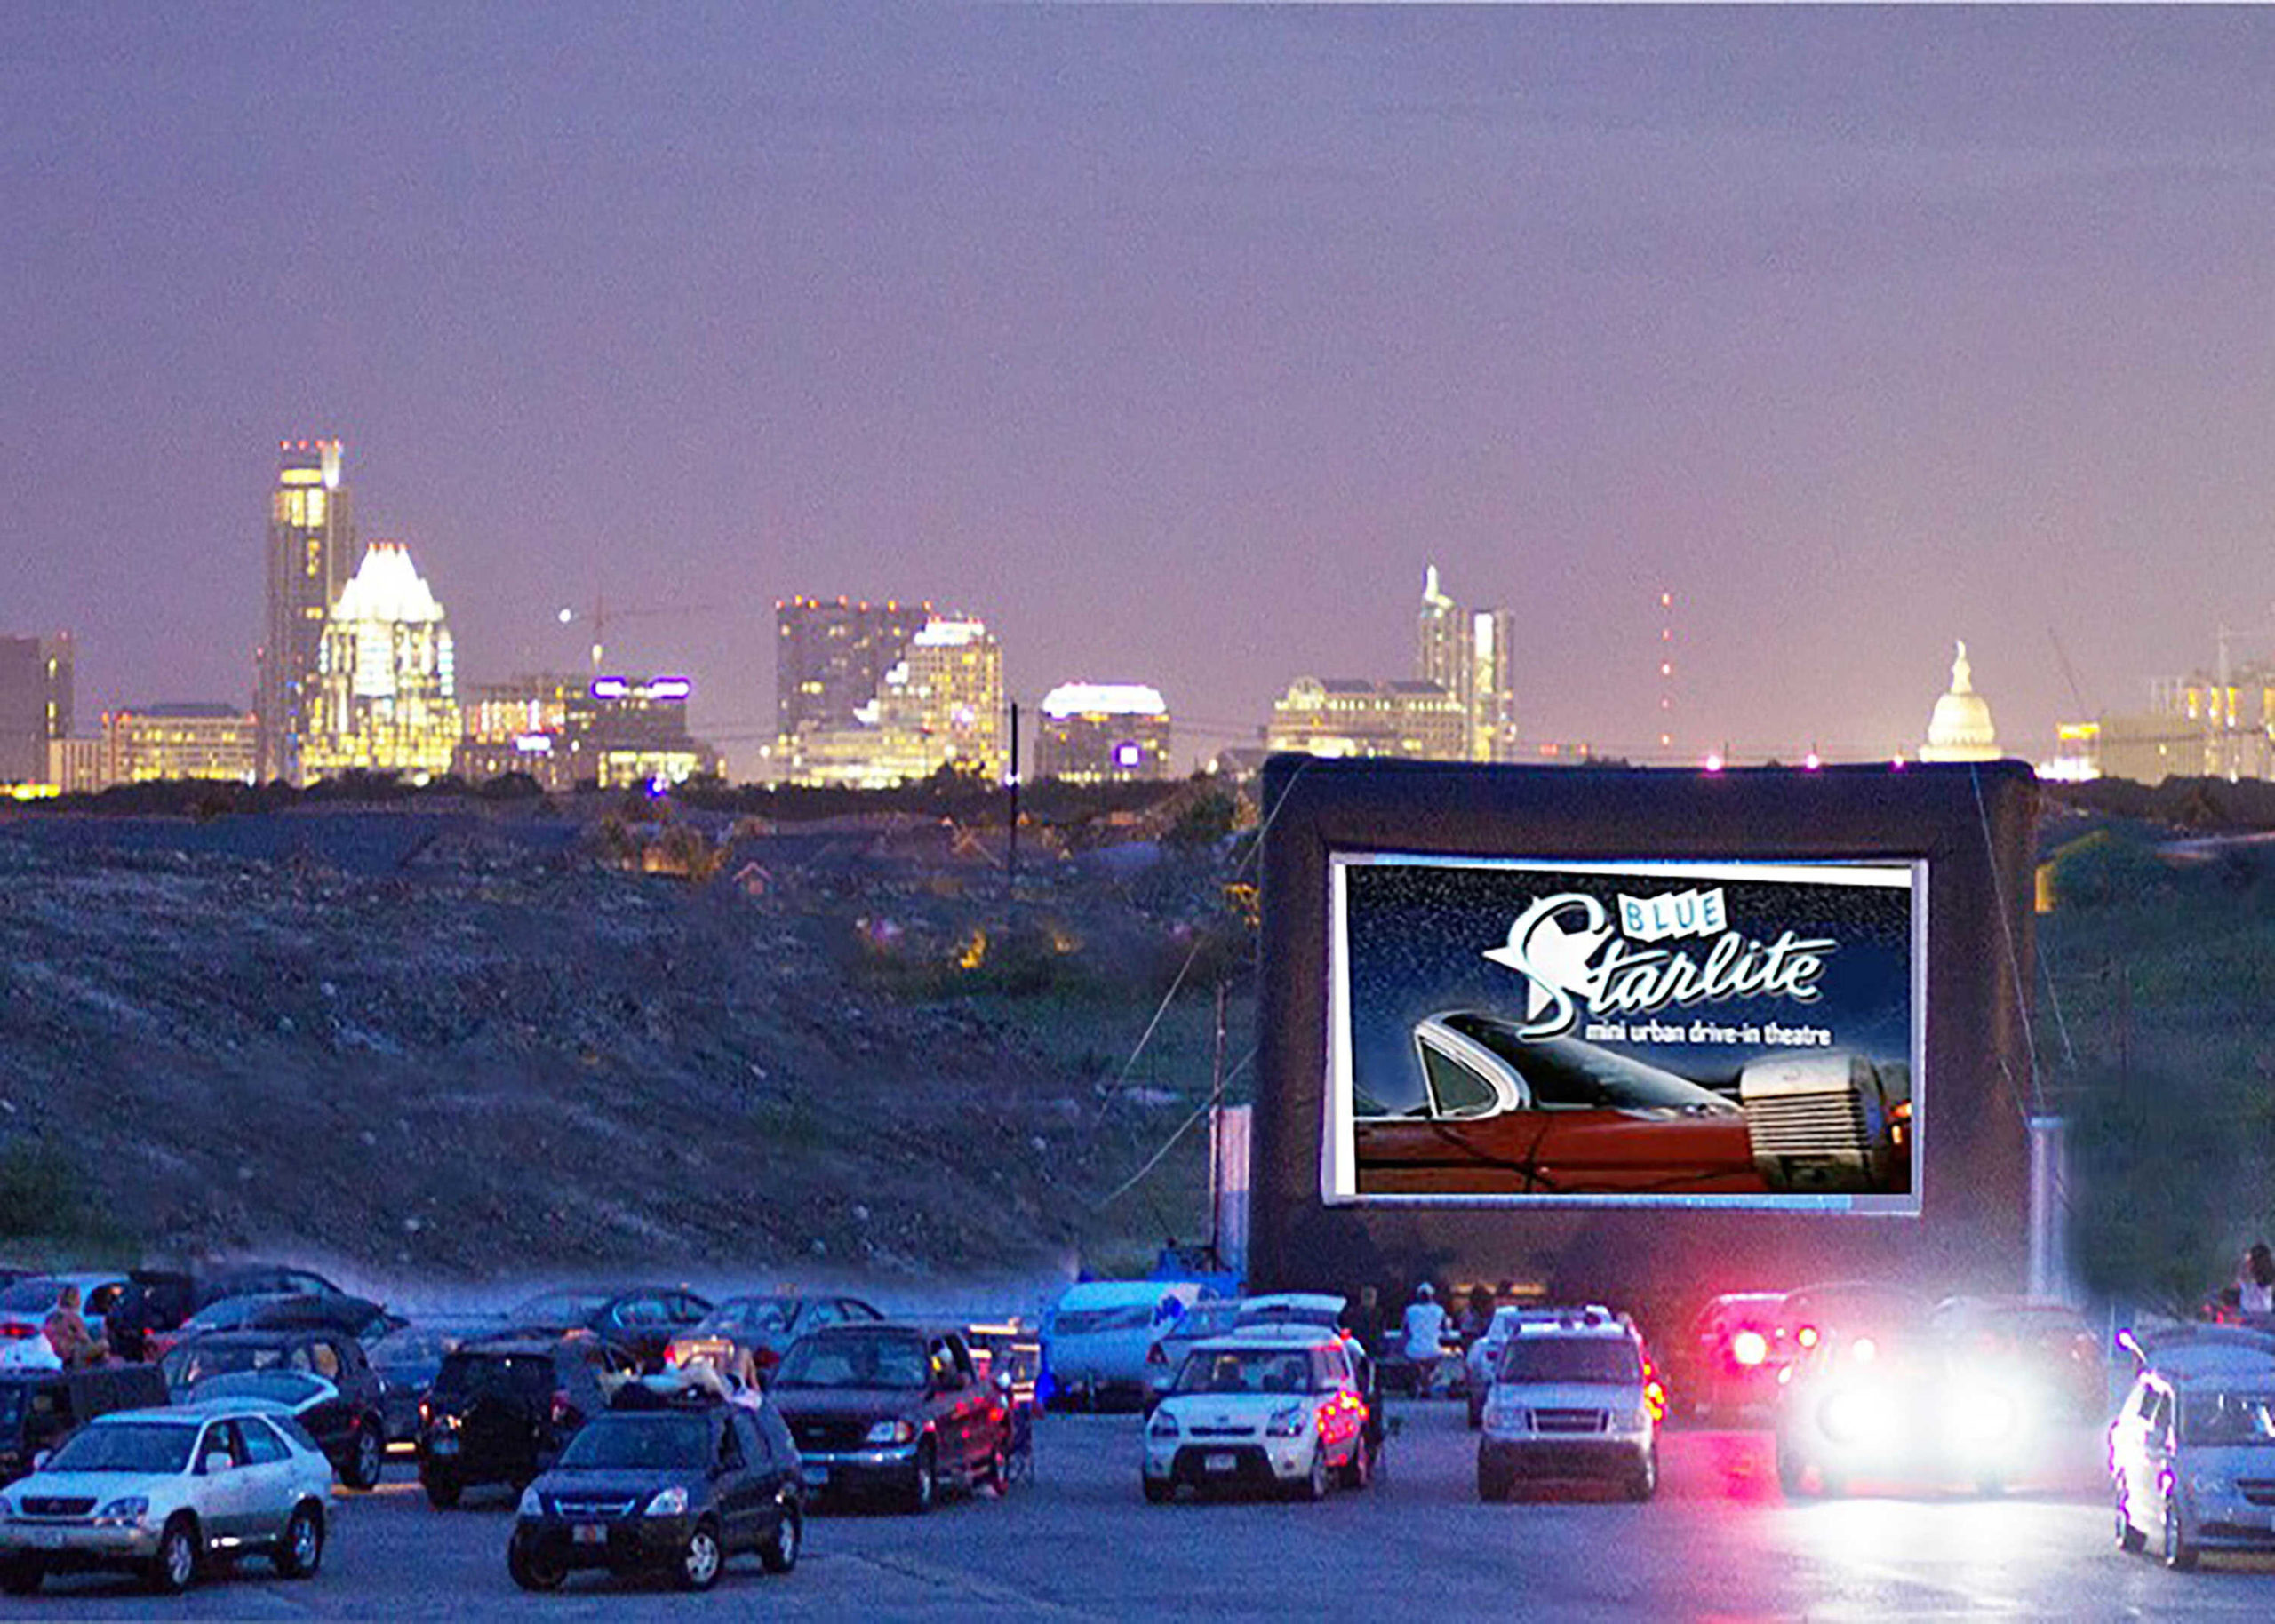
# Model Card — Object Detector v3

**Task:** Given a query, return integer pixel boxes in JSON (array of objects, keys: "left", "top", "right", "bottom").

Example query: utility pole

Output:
[
  {"left": 1006, "top": 699, "right": 1020, "bottom": 888},
  {"left": 1208, "top": 980, "right": 1227, "bottom": 1270}
]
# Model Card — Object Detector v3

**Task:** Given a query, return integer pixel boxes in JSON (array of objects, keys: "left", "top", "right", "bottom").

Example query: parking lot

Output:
[{"left": 6, "top": 1400, "right": 2275, "bottom": 1620}]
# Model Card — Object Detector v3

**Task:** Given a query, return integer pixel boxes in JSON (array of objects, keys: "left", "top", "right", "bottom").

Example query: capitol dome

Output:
[{"left": 1920, "top": 641, "right": 2000, "bottom": 763}]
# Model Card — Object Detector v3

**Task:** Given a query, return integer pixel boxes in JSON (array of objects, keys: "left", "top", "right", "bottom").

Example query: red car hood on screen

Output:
[{"left": 1355, "top": 1111, "right": 1763, "bottom": 1196}]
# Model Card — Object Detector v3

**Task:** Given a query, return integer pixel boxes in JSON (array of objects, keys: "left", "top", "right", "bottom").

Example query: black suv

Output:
[
  {"left": 0, "top": 1365, "right": 170, "bottom": 1485},
  {"left": 161, "top": 1327, "right": 389, "bottom": 1488},
  {"left": 508, "top": 1386, "right": 804, "bottom": 1592},
  {"left": 419, "top": 1333, "right": 637, "bottom": 1508}
]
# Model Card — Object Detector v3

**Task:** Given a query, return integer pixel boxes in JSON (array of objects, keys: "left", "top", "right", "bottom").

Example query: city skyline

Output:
[{"left": 8, "top": 8, "right": 2275, "bottom": 773}]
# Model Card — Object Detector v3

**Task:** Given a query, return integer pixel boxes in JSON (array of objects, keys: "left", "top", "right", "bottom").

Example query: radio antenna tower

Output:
[{"left": 1656, "top": 589, "right": 1677, "bottom": 760}]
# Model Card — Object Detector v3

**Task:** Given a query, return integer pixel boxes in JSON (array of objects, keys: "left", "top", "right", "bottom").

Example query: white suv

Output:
[
  {"left": 0, "top": 1400, "right": 334, "bottom": 1595},
  {"left": 1141, "top": 1328, "right": 1371, "bottom": 1503},
  {"left": 1477, "top": 1307, "right": 1664, "bottom": 1501}
]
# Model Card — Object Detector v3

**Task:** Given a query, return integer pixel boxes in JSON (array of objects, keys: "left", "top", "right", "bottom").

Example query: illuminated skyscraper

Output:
[
  {"left": 1414, "top": 565, "right": 1519, "bottom": 762},
  {"left": 775, "top": 595, "right": 933, "bottom": 784},
  {"left": 1037, "top": 682, "right": 1171, "bottom": 782},
  {"left": 258, "top": 438, "right": 355, "bottom": 784},
  {"left": 300, "top": 541, "right": 460, "bottom": 783},
  {"left": 0, "top": 633, "right": 71, "bottom": 785}
]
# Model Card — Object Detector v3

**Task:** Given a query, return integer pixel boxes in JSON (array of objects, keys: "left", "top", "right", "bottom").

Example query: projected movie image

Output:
[{"left": 1327, "top": 856, "right": 1920, "bottom": 1210}]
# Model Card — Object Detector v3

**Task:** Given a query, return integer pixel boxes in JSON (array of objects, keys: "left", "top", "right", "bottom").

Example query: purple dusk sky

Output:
[{"left": 6, "top": 4, "right": 2274, "bottom": 771}]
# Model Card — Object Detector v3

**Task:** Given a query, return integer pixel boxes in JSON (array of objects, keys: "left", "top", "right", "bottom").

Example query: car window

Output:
[
  {"left": 731, "top": 1411, "right": 772, "bottom": 1469},
  {"left": 670, "top": 1295, "right": 708, "bottom": 1324},
  {"left": 1319, "top": 1346, "right": 1352, "bottom": 1387},
  {"left": 197, "top": 1421, "right": 243, "bottom": 1470},
  {"left": 946, "top": 1335, "right": 978, "bottom": 1384},
  {"left": 85, "top": 1284, "right": 125, "bottom": 1317},
  {"left": 614, "top": 1298, "right": 667, "bottom": 1329},
  {"left": 808, "top": 1302, "right": 842, "bottom": 1329},
  {"left": 308, "top": 1341, "right": 342, "bottom": 1381},
  {"left": 927, "top": 1339, "right": 962, "bottom": 1389},
  {"left": 842, "top": 1300, "right": 882, "bottom": 1323},
  {"left": 717, "top": 1418, "right": 745, "bottom": 1470},
  {"left": 1421, "top": 1043, "right": 1502, "bottom": 1118},
  {"left": 237, "top": 1416, "right": 291, "bottom": 1465}
]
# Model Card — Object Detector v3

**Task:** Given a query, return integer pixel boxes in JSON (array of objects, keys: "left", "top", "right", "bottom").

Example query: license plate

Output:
[
  {"left": 1205, "top": 1453, "right": 1237, "bottom": 1473},
  {"left": 26, "top": 1526, "right": 63, "bottom": 1548},
  {"left": 804, "top": 1463, "right": 829, "bottom": 1485},
  {"left": 430, "top": 1437, "right": 459, "bottom": 1455},
  {"left": 573, "top": 1524, "right": 606, "bottom": 1545}
]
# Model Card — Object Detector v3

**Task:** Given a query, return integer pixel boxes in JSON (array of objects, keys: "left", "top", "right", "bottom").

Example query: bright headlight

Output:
[
  {"left": 1820, "top": 1388, "right": 1893, "bottom": 1446},
  {"left": 1147, "top": 1410, "right": 1180, "bottom": 1439},
  {"left": 93, "top": 1496, "right": 148, "bottom": 1526},
  {"left": 1484, "top": 1398, "right": 1528, "bottom": 1431},
  {"left": 517, "top": 1485, "right": 542, "bottom": 1517},
  {"left": 1952, "top": 1386, "right": 2016, "bottom": 1442},
  {"left": 644, "top": 1486, "right": 689, "bottom": 1517},
  {"left": 1265, "top": 1404, "right": 1306, "bottom": 1438},
  {"left": 866, "top": 1418, "right": 917, "bottom": 1446}
]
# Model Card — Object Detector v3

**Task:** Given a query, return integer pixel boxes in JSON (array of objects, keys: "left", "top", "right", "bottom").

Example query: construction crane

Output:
[{"left": 557, "top": 593, "right": 738, "bottom": 675}]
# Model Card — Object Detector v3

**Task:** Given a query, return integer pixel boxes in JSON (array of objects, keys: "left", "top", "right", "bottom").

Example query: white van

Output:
[{"left": 1042, "top": 1281, "right": 1211, "bottom": 1410}]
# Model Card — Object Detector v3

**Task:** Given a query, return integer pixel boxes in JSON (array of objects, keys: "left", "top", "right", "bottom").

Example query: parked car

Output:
[
  {"left": 1353, "top": 1015, "right": 1906, "bottom": 1197},
  {"left": 0, "top": 1274, "right": 135, "bottom": 1352},
  {"left": 1464, "top": 1306, "right": 1535, "bottom": 1429},
  {"left": 1141, "top": 1325, "right": 1373, "bottom": 1502},
  {"left": 770, "top": 1323, "right": 1014, "bottom": 1511},
  {"left": 245, "top": 1294, "right": 401, "bottom": 1345},
  {"left": 419, "top": 1331, "right": 639, "bottom": 1509},
  {"left": 1144, "top": 1300, "right": 1244, "bottom": 1412},
  {"left": 78, "top": 1272, "right": 196, "bottom": 1365},
  {"left": 141, "top": 1294, "right": 305, "bottom": 1365},
  {"left": 1933, "top": 1295, "right": 2106, "bottom": 1421},
  {"left": 0, "top": 1399, "right": 333, "bottom": 1595},
  {"left": 1774, "top": 1313, "right": 2035, "bottom": 1498},
  {"left": 1677, "top": 1292, "right": 1792, "bottom": 1421},
  {"left": 0, "top": 1365, "right": 171, "bottom": 1485},
  {"left": 667, "top": 1294, "right": 882, "bottom": 1386},
  {"left": 1477, "top": 1304, "right": 1664, "bottom": 1501},
  {"left": 1233, "top": 1294, "right": 1385, "bottom": 1476},
  {"left": 1042, "top": 1280, "right": 1213, "bottom": 1411},
  {"left": 507, "top": 1288, "right": 714, "bottom": 1373},
  {"left": 159, "top": 1329, "right": 387, "bottom": 1489},
  {"left": 178, "top": 1370, "right": 352, "bottom": 1454},
  {"left": 139, "top": 1267, "right": 354, "bottom": 1366},
  {"left": 2110, "top": 1323, "right": 2275, "bottom": 1570},
  {"left": 368, "top": 1316, "right": 504, "bottom": 1445},
  {"left": 507, "top": 1384, "right": 803, "bottom": 1592}
]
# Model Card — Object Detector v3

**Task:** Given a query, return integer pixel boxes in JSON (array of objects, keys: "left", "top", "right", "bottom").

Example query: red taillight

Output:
[
  {"left": 0, "top": 1324, "right": 32, "bottom": 1341},
  {"left": 1644, "top": 1380, "right": 1667, "bottom": 1422},
  {"left": 1796, "top": 1325, "right": 1819, "bottom": 1349},
  {"left": 1730, "top": 1330, "right": 1768, "bottom": 1368},
  {"left": 754, "top": 1346, "right": 781, "bottom": 1372},
  {"left": 664, "top": 1341, "right": 683, "bottom": 1366}
]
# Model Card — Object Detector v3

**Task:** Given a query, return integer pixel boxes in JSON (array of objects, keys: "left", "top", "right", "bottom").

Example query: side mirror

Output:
[
  {"left": 31, "top": 1451, "right": 50, "bottom": 1471},
  {"left": 200, "top": 1453, "right": 234, "bottom": 1475}
]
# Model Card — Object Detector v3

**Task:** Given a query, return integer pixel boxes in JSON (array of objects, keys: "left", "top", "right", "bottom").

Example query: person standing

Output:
[{"left": 1401, "top": 1283, "right": 1449, "bottom": 1394}]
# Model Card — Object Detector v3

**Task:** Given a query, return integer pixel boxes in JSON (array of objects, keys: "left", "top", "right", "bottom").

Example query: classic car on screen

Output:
[{"left": 1351, "top": 1012, "right": 1905, "bottom": 1198}]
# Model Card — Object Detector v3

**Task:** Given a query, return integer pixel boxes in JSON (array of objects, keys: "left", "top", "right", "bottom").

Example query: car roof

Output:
[
  {"left": 171, "top": 1328, "right": 338, "bottom": 1349},
  {"left": 804, "top": 1318, "right": 957, "bottom": 1340},
  {"left": 1197, "top": 1330, "right": 1343, "bottom": 1353},
  {"left": 1055, "top": 1281, "right": 1198, "bottom": 1309},
  {"left": 1238, "top": 1293, "right": 1345, "bottom": 1315}
]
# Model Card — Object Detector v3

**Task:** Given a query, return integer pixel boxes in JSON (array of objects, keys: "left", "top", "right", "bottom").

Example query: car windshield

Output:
[
  {"left": 1170, "top": 1304, "right": 1244, "bottom": 1341},
  {"left": 774, "top": 1332, "right": 927, "bottom": 1389},
  {"left": 47, "top": 1422, "right": 197, "bottom": 1475},
  {"left": 1173, "top": 1348, "right": 1327, "bottom": 1396},
  {"left": 187, "top": 1295, "right": 294, "bottom": 1331},
  {"left": 1441, "top": 1019, "right": 1735, "bottom": 1112},
  {"left": 1497, "top": 1337, "right": 1644, "bottom": 1385},
  {"left": 190, "top": 1370, "right": 328, "bottom": 1407},
  {"left": 0, "top": 1278, "right": 63, "bottom": 1312},
  {"left": 510, "top": 1291, "right": 612, "bottom": 1326},
  {"left": 704, "top": 1300, "right": 796, "bottom": 1335},
  {"left": 164, "top": 1343, "right": 289, "bottom": 1389},
  {"left": 557, "top": 1415, "right": 709, "bottom": 1470},
  {"left": 2182, "top": 1391, "right": 2275, "bottom": 1445},
  {"left": 1237, "top": 1302, "right": 1339, "bottom": 1331}
]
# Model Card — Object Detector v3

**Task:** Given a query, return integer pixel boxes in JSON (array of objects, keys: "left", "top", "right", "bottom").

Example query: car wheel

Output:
[
  {"left": 507, "top": 1534, "right": 566, "bottom": 1593},
  {"left": 274, "top": 1503, "right": 324, "bottom": 1578},
  {"left": 678, "top": 1519, "right": 724, "bottom": 1591},
  {"left": 2163, "top": 1496, "right": 2199, "bottom": 1571},
  {"left": 1, "top": 1556, "right": 43, "bottom": 1596},
  {"left": 1340, "top": 1436, "right": 1372, "bottom": 1491},
  {"left": 2115, "top": 1480, "right": 2147, "bottom": 1553},
  {"left": 149, "top": 1515, "right": 200, "bottom": 1595},
  {"left": 903, "top": 1441, "right": 938, "bottom": 1514},
  {"left": 1141, "top": 1475, "right": 1173, "bottom": 1504},
  {"left": 423, "top": 1473, "right": 462, "bottom": 1509},
  {"left": 344, "top": 1422, "right": 385, "bottom": 1490},
  {"left": 1299, "top": 1446, "right": 1330, "bottom": 1502},
  {"left": 760, "top": 1506, "right": 802, "bottom": 1575},
  {"left": 1626, "top": 1445, "right": 1658, "bottom": 1502}
]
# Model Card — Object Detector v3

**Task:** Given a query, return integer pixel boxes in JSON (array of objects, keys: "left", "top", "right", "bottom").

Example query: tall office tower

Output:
[
  {"left": 258, "top": 438, "right": 355, "bottom": 784},
  {"left": 299, "top": 541, "right": 461, "bottom": 783},
  {"left": 40, "top": 633, "right": 72, "bottom": 744},
  {"left": 1413, "top": 565, "right": 1520, "bottom": 763},
  {"left": 0, "top": 637, "right": 43, "bottom": 783},
  {"left": 775, "top": 595, "right": 931, "bottom": 780}
]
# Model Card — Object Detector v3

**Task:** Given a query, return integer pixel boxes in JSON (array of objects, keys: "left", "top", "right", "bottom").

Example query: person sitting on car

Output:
[
  {"left": 42, "top": 1284, "right": 108, "bottom": 1368},
  {"left": 1402, "top": 1283, "right": 1449, "bottom": 1392}
]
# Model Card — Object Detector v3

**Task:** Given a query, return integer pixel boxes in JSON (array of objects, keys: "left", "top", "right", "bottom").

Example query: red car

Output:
[
  {"left": 1678, "top": 1293, "right": 1792, "bottom": 1420},
  {"left": 1353, "top": 1013, "right": 1903, "bottom": 1198}
]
